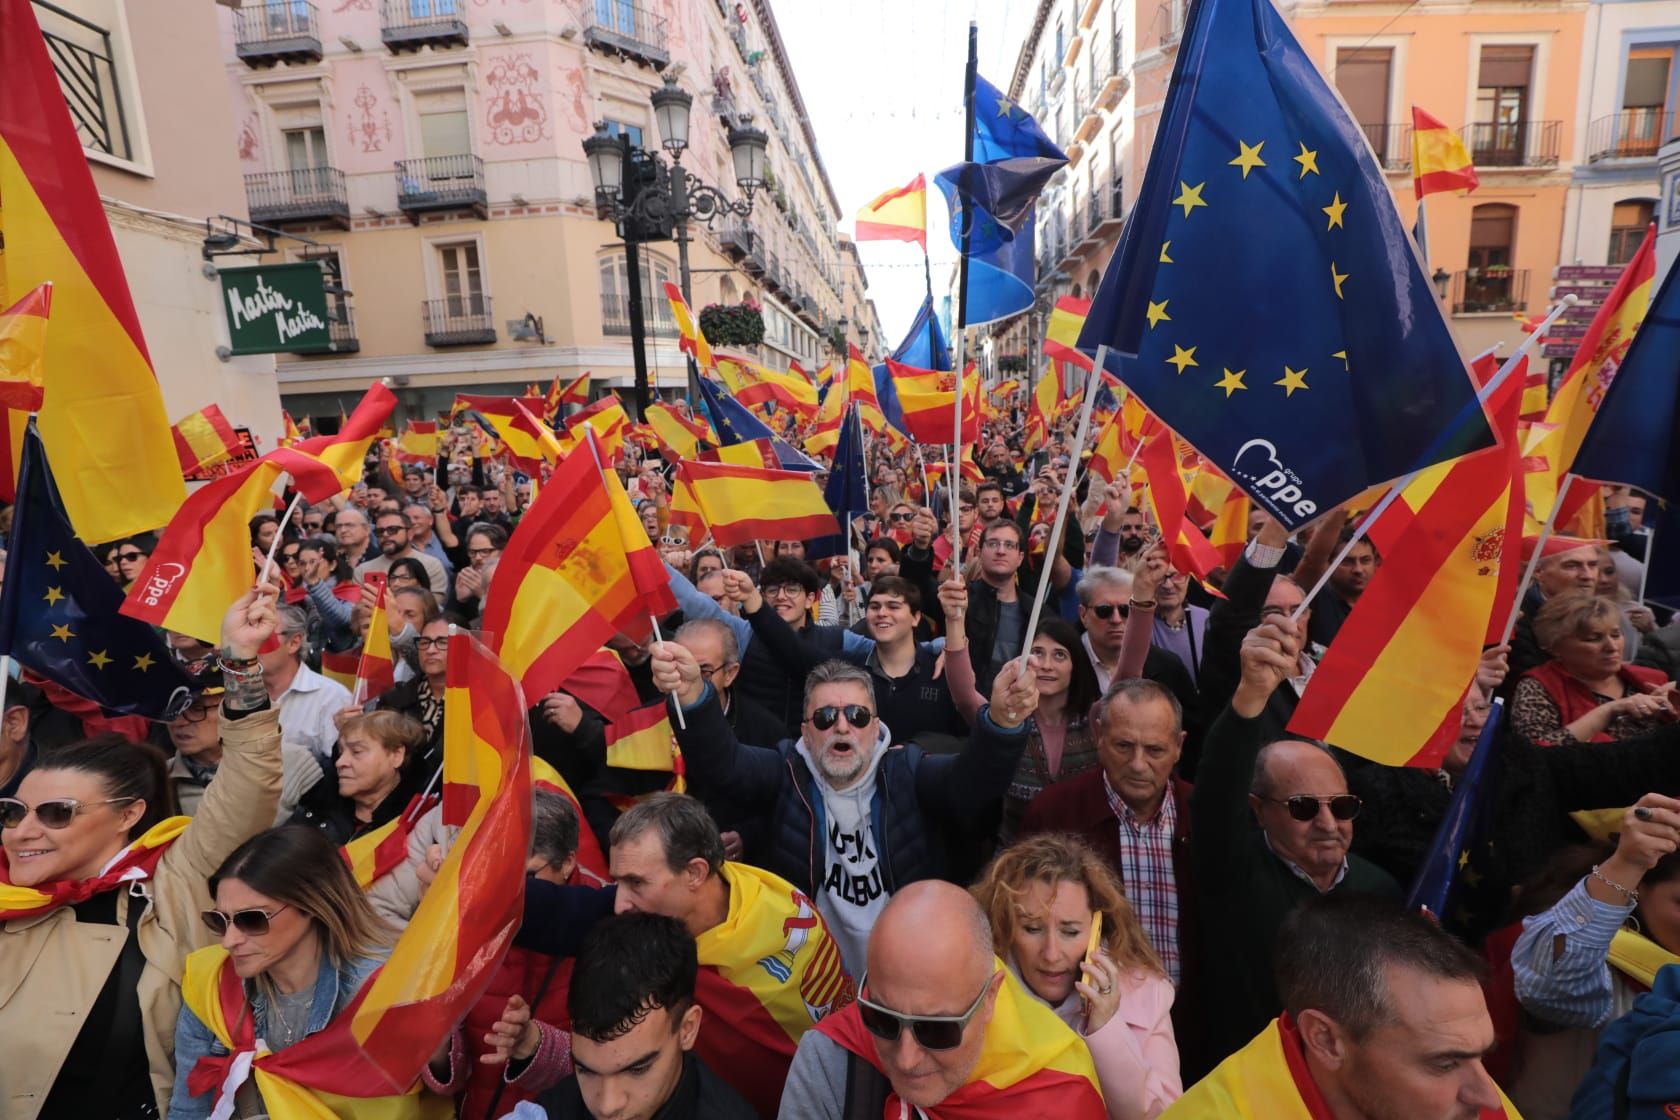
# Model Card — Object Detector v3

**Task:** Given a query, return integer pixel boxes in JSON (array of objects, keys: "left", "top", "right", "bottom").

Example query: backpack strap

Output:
[{"left": 841, "top": 1049, "right": 891, "bottom": 1120}]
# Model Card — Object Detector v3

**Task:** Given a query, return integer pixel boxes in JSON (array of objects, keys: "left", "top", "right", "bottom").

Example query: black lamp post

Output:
[{"left": 583, "top": 75, "right": 768, "bottom": 417}]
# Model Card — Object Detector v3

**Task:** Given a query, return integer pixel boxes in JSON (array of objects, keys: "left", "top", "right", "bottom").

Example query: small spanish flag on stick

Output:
[
  {"left": 171, "top": 404, "right": 241, "bottom": 475},
  {"left": 1411, "top": 106, "right": 1479, "bottom": 199}
]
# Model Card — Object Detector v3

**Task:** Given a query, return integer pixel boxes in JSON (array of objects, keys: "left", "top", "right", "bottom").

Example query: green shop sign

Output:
[{"left": 218, "top": 263, "right": 333, "bottom": 355}]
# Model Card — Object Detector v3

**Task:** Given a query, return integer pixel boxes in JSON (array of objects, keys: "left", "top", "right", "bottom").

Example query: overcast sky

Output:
[{"left": 775, "top": 0, "right": 1037, "bottom": 347}]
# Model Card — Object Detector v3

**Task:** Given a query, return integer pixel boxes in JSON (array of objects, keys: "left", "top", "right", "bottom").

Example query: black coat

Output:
[{"left": 535, "top": 1053, "right": 754, "bottom": 1120}]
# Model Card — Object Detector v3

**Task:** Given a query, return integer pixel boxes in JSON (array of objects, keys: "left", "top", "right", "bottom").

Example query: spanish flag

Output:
[
  {"left": 1411, "top": 106, "right": 1480, "bottom": 200},
  {"left": 396, "top": 420, "right": 440, "bottom": 461},
  {"left": 1023, "top": 366, "right": 1064, "bottom": 455},
  {"left": 280, "top": 410, "right": 305, "bottom": 447},
  {"left": 819, "top": 962, "right": 1104, "bottom": 1119},
  {"left": 805, "top": 372, "right": 850, "bottom": 457},
  {"left": 854, "top": 172, "right": 927, "bottom": 249},
  {"left": 1164, "top": 1016, "right": 1516, "bottom": 1117},
  {"left": 665, "top": 282, "right": 714, "bottom": 370},
  {"left": 1140, "top": 423, "right": 1224, "bottom": 586},
  {"left": 560, "top": 395, "right": 630, "bottom": 464},
  {"left": 1042, "top": 295, "right": 1093, "bottom": 371},
  {"left": 1522, "top": 226, "right": 1656, "bottom": 530},
  {"left": 673, "top": 460, "right": 837, "bottom": 548},
  {"left": 0, "top": 282, "right": 50, "bottom": 411},
  {"left": 846, "top": 344, "right": 887, "bottom": 433},
  {"left": 646, "top": 400, "right": 709, "bottom": 461},
  {"left": 505, "top": 400, "right": 567, "bottom": 470},
  {"left": 0, "top": 815, "right": 187, "bottom": 920},
  {"left": 354, "top": 585, "right": 396, "bottom": 703},
  {"left": 0, "top": 0, "right": 184, "bottom": 541},
  {"left": 603, "top": 700, "right": 684, "bottom": 788},
  {"left": 480, "top": 434, "right": 676, "bottom": 703},
  {"left": 1289, "top": 361, "right": 1524, "bottom": 768},
  {"left": 556, "top": 369, "right": 592, "bottom": 409},
  {"left": 891, "top": 360, "right": 981, "bottom": 445},
  {"left": 320, "top": 645, "right": 359, "bottom": 692},
  {"left": 694, "top": 862, "right": 856, "bottom": 1115},
  {"left": 341, "top": 792, "right": 438, "bottom": 890},
  {"left": 121, "top": 383, "right": 394, "bottom": 643},
  {"left": 171, "top": 404, "right": 241, "bottom": 475},
  {"left": 738, "top": 362, "right": 819, "bottom": 418}
]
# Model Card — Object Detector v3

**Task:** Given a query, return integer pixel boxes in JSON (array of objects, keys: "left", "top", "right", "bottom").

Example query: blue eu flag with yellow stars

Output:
[
  {"left": 0, "top": 422, "right": 192, "bottom": 720},
  {"left": 1076, "top": 0, "right": 1491, "bottom": 530},
  {"left": 696, "top": 376, "right": 819, "bottom": 471}
]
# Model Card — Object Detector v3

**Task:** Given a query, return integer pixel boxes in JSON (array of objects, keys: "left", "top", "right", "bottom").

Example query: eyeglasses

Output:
[
  {"left": 415, "top": 636, "right": 450, "bottom": 651},
  {"left": 763, "top": 583, "right": 807, "bottom": 600},
  {"left": 375, "top": 525, "right": 406, "bottom": 537},
  {"left": 982, "top": 538, "right": 1021, "bottom": 552},
  {"left": 0, "top": 796, "right": 139, "bottom": 829},
  {"left": 1262, "top": 793, "right": 1363, "bottom": 822},
  {"left": 808, "top": 704, "right": 873, "bottom": 731},
  {"left": 116, "top": 550, "right": 146, "bottom": 563},
  {"left": 1088, "top": 602, "right": 1128, "bottom": 621},
  {"left": 201, "top": 903, "right": 290, "bottom": 937},
  {"left": 177, "top": 701, "right": 219, "bottom": 724},
  {"left": 856, "top": 968, "right": 997, "bottom": 1051},
  {"left": 467, "top": 546, "right": 499, "bottom": 560},
  {"left": 303, "top": 520, "right": 324, "bottom": 531}
]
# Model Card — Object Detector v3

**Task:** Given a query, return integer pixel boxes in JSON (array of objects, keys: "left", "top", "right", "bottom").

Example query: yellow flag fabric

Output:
[{"left": 854, "top": 173, "right": 927, "bottom": 248}]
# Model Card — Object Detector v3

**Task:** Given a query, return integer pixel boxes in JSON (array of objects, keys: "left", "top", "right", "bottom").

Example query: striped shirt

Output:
[{"left": 1103, "top": 771, "right": 1182, "bottom": 984}]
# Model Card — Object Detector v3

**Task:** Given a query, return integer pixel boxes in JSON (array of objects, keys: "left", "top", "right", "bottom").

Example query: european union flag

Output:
[
  {"left": 0, "top": 422, "right": 192, "bottom": 720},
  {"left": 892, "top": 296, "right": 951, "bottom": 371},
  {"left": 936, "top": 158, "right": 1064, "bottom": 256},
  {"left": 809, "top": 405, "right": 868, "bottom": 561},
  {"left": 1406, "top": 699, "right": 1504, "bottom": 933},
  {"left": 967, "top": 218, "right": 1038, "bottom": 327},
  {"left": 972, "top": 73, "right": 1066, "bottom": 164},
  {"left": 1075, "top": 0, "right": 1490, "bottom": 530},
  {"left": 696, "top": 376, "right": 818, "bottom": 471}
]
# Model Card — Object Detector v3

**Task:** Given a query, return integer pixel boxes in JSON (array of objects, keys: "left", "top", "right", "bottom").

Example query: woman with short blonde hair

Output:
[
  {"left": 972, "top": 833, "right": 1181, "bottom": 1119},
  {"left": 1512, "top": 591, "right": 1676, "bottom": 744}
]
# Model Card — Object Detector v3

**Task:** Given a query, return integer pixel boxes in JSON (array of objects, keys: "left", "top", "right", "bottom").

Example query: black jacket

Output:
[
  {"left": 536, "top": 1052, "right": 754, "bottom": 1120},
  {"left": 674, "top": 683, "right": 1028, "bottom": 894},
  {"left": 289, "top": 757, "right": 423, "bottom": 845},
  {"left": 737, "top": 605, "right": 850, "bottom": 735}
]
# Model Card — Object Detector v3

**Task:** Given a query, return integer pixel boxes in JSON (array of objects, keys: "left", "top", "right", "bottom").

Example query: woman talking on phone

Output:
[{"left": 971, "top": 833, "right": 1182, "bottom": 1119}]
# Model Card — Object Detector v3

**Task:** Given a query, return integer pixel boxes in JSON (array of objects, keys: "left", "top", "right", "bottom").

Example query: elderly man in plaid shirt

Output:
[{"left": 1019, "top": 676, "right": 1209, "bottom": 1077}]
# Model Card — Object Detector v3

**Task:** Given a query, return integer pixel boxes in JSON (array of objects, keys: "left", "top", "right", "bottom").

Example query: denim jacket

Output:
[{"left": 169, "top": 950, "right": 386, "bottom": 1120}]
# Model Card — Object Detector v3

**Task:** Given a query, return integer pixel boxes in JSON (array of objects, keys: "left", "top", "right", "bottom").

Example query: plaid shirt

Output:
[{"left": 1103, "top": 772, "right": 1181, "bottom": 984}]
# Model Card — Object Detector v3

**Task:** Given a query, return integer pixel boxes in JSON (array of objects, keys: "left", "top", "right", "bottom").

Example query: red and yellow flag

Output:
[
  {"left": 480, "top": 435, "right": 676, "bottom": 703},
  {"left": 555, "top": 370, "right": 592, "bottom": 410},
  {"left": 121, "top": 384, "right": 395, "bottom": 643},
  {"left": 1290, "top": 363, "right": 1524, "bottom": 768},
  {"left": 736, "top": 362, "right": 819, "bottom": 418},
  {"left": 355, "top": 586, "right": 397, "bottom": 703},
  {"left": 646, "top": 400, "right": 710, "bottom": 461},
  {"left": 819, "top": 963, "right": 1103, "bottom": 1118},
  {"left": 0, "top": 2, "right": 184, "bottom": 540},
  {"left": 0, "top": 282, "right": 50, "bottom": 412},
  {"left": 603, "top": 700, "right": 685, "bottom": 792},
  {"left": 560, "top": 394, "right": 630, "bottom": 465},
  {"left": 280, "top": 410, "right": 305, "bottom": 447},
  {"left": 845, "top": 344, "right": 887, "bottom": 433},
  {"left": 890, "top": 360, "right": 981, "bottom": 445},
  {"left": 854, "top": 173, "right": 927, "bottom": 249},
  {"left": 320, "top": 646, "right": 359, "bottom": 692},
  {"left": 665, "top": 282, "right": 714, "bottom": 370},
  {"left": 396, "top": 420, "right": 440, "bottom": 462},
  {"left": 1523, "top": 226, "right": 1656, "bottom": 530},
  {"left": 341, "top": 793, "right": 438, "bottom": 890},
  {"left": 1042, "top": 296, "right": 1093, "bottom": 371},
  {"left": 1411, "top": 106, "right": 1480, "bottom": 200},
  {"left": 171, "top": 404, "right": 241, "bottom": 476},
  {"left": 692, "top": 862, "right": 855, "bottom": 1115},
  {"left": 673, "top": 460, "right": 837, "bottom": 548},
  {"left": 1140, "top": 424, "right": 1224, "bottom": 586},
  {"left": 1023, "top": 366, "right": 1064, "bottom": 455}
]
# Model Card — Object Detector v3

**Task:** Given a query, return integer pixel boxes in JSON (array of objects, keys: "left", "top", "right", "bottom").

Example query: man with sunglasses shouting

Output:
[
  {"left": 1192, "top": 615, "right": 1399, "bottom": 1067},
  {"left": 650, "top": 648, "right": 1037, "bottom": 976}
]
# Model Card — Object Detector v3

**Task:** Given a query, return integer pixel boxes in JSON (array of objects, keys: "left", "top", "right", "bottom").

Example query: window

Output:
[
  {"left": 34, "top": 0, "right": 138, "bottom": 162},
  {"left": 283, "top": 126, "right": 328, "bottom": 170},
  {"left": 1335, "top": 48, "right": 1393, "bottom": 161},
  {"left": 1474, "top": 46, "right": 1533, "bottom": 164},
  {"left": 1462, "top": 204, "right": 1518, "bottom": 312},
  {"left": 1617, "top": 51, "right": 1675, "bottom": 157},
  {"left": 598, "top": 251, "right": 676, "bottom": 336},
  {"left": 416, "top": 89, "right": 470, "bottom": 158},
  {"left": 1609, "top": 199, "right": 1656, "bottom": 264},
  {"left": 1055, "top": 20, "right": 1065, "bottom": 61},
  {"left": 436, "top": 241, "right": 485, "bottom": 316},
  {"left": 603, "top": 119, "right": 644, "bottom": 149}
]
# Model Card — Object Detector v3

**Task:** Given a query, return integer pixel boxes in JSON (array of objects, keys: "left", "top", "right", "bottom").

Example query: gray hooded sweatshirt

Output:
[{"left": 793, "top": 719, "right": 893, "bottom": 975}]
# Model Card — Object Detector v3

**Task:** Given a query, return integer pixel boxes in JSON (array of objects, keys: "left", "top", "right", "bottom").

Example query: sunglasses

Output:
[
  {"left": 0, "top": 796, "right": 139, "bottom": 829},
  {"left": 1262, "top": 793, "right": 1363, "bottom": 822},
  {"left": 857, "top": 968, "right": 996, "bottom": 1051},
  {"left": 1089, "top": 603, "right": 1129, "bottom": 621},
  {"left": 281, "top": 551, "right": 301, "bottom": 563},
  {"left": 116, "top": 551, "right": 146, "bottom": 563},
  {"left": 809, "top": 704, "right": 873, "bottom": 731},
  {"left": 888, "top": 511, "right": 915, "bottom": 522},
  {"left": 375, "top": 525, "right": 406, "bottom": 536},
  {"left": 201, "top": 903, "right": 290, "bottom": 937}
]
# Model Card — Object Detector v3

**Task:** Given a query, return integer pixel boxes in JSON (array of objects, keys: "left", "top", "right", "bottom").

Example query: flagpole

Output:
[
  {"left": 1290, "top": 296, "right": 1578, "bottom": 623},
  {"left": 1018, "top": 348, "right": 1108, "bottom": 672},
  {"left": 1500, "top": 473, "right": 1575, "bottom": 645},
  {"left": 950, "top": 21, "right": 979, "bottom": 574},
  {"left": 259, "top": 490, "right": 306, "bottom": 588}
]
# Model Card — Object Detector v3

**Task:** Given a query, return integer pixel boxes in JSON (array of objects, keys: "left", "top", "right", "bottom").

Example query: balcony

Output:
[
  {"left": 423, "top": 297, "right": 495, "bottom": 347},
  {"left": 1101, "top": 178, "right": 1125, "bottom": 232},
  {"left": 328, "top": 307, "right": 359, "bottom": 353},
  {"left": 33, "top": 0, "right": 131, "bottom": 160},
  {"left": 1586, "top": 108, "right": 1674, "bottom": 162},
  {"left": 1450, "top": 268, "right": 1529, "bottom": 315},
  {"left": 1467, "top": 120, "right": 1560, "bottom": 168},
  {"left": 600, "top": 292, "right": 677, "bottom": 338},
  {"left": 234, "top": 2, "right": 322, "bottom": 66},
  {"left": 395, "top": 154, "right": 487, "bottom": 221},
  {"left": 582, "top": 1, "right": 670, "bottom": 70},
  {"left": 245, "top": 167, "right": 349, "bottom": 227},
  {"left": 1358, "top": 122, "right": 1412, "bottom": 172},
  {"left": 1096, "top": 42, "right": 1130, "bottom": 110},
  {"left": 720, "top": 221, "right": 752, "bottom": 258},
  {"left": 380, "top": 0, "right": 467, "bottom": 52}
]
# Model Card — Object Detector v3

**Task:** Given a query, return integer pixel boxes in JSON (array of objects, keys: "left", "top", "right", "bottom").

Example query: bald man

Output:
[
  {"left": 1191, "top": 617, "right": 1399, "bottom": 1066},
  {"left": 778, "top": 881, "right": 1106, "bottom": 1118}
]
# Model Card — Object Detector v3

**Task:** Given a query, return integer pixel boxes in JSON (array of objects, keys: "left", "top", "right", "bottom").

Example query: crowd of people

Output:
[{"left": 1, "top": 409, "right": 1677, "bottom": 1120}]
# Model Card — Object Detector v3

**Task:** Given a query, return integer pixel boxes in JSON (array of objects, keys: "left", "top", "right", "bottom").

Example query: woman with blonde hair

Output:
[
  {"left": 1511, "top": 591, "right": 1676, "bottom": 744},
  {"left": 170, "top": 824, "right": 451, "bottom": 1118},
  {"left": 972, "top": 832, "right": 1181, "bottom": 1119}
]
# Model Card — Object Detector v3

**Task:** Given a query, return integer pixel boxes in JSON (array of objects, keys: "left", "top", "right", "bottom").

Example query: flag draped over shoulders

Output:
[{"left": 818, "top": 963, "right": 1105, "bottom": 1119}]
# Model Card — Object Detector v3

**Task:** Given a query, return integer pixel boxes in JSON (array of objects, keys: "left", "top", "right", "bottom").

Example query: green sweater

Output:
[{"left": 1191, "top": 705, "right": 1400, "bottom": 1062}]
